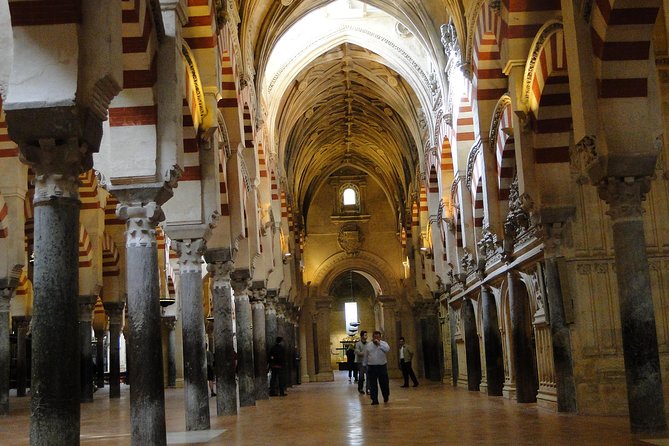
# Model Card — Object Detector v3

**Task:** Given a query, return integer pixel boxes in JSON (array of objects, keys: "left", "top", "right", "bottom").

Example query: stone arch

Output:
[{"left": 313, "top": 251, "right": 400, "bottom": 300}]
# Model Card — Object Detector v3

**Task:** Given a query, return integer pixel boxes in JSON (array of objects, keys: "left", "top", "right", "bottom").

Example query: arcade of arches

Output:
[{"left": 2, "top": 0, "right": 669, "bottom": 444}]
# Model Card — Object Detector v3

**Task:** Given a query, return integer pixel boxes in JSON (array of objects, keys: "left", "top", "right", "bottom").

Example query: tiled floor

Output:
[{"left": 1, "top": 372, "right": 667, "bottom": 445}]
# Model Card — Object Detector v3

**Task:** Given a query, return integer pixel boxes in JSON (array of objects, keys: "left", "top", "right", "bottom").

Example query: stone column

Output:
[
  {"left": 94, "top": 328, "right": 105, "bottom": 390},
  {"left": 265, "top": 291, "right": 278, "bottom": 361},
  {"left": 508, "top": 270, "right": 536, "bottom": 403},
  {"left": 27, "top": 152, "right": 83, "bottom": 445},
  {"left": 299, "top": 314, "right": 310, "bottom": 384},
  {"left": 0, "top": 288, "right": 12, "bottom": 415},
  {"left": 174, "top": 239, "right": 210, "bottom": 431},
  {"left": 162, "top": 316, "right": 177, "bottom": 388},
  {"left": 117, "top": 203, "right": 166, "bottom": 445},
  {"left": 231, "top": 270, "right": 255, "bottom": 407},
  {"left": 103, "top": 302, "right": 124, "bottom": 399},
  {"left": 542, "top": 220, "right": 577, "bottom": 412},
  {"left": 598, "top": 177, "right": 667, "bottom": 433},
  {"left": 313, "top": 299, "right": 333, "bottom": 381},
  {"left": 205, "top": 255, "right": 237, "bottom": 416},
  {"left": 251, "top": 284, "right": 268, "bottom": 400},
  {"left": 481, "top": 287, "right": 504, "bottom": 396},
  {"left": 378, "top": 296, "right": 400, "bottom": 378},
  {"left": 13, "top": 316, "right": 30, "bottom": 397},
  {"left": 79, "top": 295, "right": 97, "bottom": 403}
]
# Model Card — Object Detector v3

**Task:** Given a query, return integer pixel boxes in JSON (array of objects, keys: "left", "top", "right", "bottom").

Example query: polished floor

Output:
[{"left": 1, "top": 372, "right": 668, "bottom": 445}]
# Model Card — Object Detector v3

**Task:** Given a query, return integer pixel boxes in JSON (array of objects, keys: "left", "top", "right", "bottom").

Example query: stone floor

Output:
[{"left": 1, "top": 372, "right": 668, "bottom": 445}]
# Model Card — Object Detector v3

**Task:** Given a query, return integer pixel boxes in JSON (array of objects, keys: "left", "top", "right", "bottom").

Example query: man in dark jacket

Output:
[{"left": 268, "top": 336, "right": 287, "bottom": 396}]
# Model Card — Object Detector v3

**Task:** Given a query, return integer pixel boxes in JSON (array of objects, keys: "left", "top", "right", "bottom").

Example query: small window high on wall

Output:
[{"left": 342, "top": 187, "right": 357, "bottom": 205}]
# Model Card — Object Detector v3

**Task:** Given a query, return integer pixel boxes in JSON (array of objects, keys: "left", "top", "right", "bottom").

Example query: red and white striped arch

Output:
[
  {"left": 79, "top": 226, "right": 93, "bottom": 269},
  {"left": 79, "top": 170, "right": 100, "bottom": 211},
  {"left": 469, "top": 149, "right": 485, "bottom": 231},
  {"left": 500, "top": 0, "right": 561, "bottom": 48},
  {"left": 590, "top": 0, "right": 660, "bottom": 98},
  {"left": 490, "top": 95, "right": 515, "bottom": 200},
  {"left": 180, "top": 98, "right": 201, "bottom": 182},
  {"left": 109, "top": 0, "right": 159, "bottom": 159},
  {"left": 102, "top": 233, "right": 120, "bottom": 277},
  {"left": 0, "top": 103, "right": 18, "bottom": 160},
  {"left": 0, "top": 192, "right": 8, "bottom": 238},
  {"left": 523, "top": 22, "right": 571, "bottom": 164},
  {"left": 471, "top": 3, "right": 505, "bottom": 106},
  {"left": 104, "top": 195, "right": 125, "bottom": 228}
]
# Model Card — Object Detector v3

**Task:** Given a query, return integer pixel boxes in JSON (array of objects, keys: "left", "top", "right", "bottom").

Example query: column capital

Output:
[
  {"left": 117, "top": 202, "right": 165, "bottom": 247},
  {"left": 174, "top": 238, "right": 206, "bottom": 274},
  {"left": 377, "top": 295, "right": 397, "bottom": 308},
  {"left": 412, "top": 300, "right": 438, "bottom": 318},
  {"left": 250, "top": 281, "right": 267, "bottom": 304},
  {"left": 207, "top": 260, "right": 234, "bottom": 289},
  {"left": 598, "top": 176, "right": 651, "bottom": 222},
  {"left": 103, "top": 301, "right": 125, "bottom": 325},
  {"left": 537, "top": 206, "right": 575, "bottom": 258},
  {"left": 162, "top": 315, "right": 177, "bottom": 331},
  {"left": 230, "top": 269, "right": 252, "bottom": 295},
  {"left": 79, "top": 295, "right": 98, "bottom": 322}
]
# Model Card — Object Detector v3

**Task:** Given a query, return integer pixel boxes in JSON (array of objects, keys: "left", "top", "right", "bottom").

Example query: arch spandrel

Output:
[{"left": 310, "top": 251, "right": 400, "bottom": 303}]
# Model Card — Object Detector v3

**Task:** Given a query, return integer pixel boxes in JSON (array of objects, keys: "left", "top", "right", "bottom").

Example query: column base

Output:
[
  {"left": 537, "top": 387, "right": 558, "bottom": 411},
  {"left": 314, "top": 371, "right": 334, "bottom": 382},
  {"left": 301, "top": 374, "right": 311, "bottom": 384}
]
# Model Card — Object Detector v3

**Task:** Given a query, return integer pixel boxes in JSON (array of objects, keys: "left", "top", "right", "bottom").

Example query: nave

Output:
[{"left": 0, "top": 371, "right": 662, "bottom": 446}]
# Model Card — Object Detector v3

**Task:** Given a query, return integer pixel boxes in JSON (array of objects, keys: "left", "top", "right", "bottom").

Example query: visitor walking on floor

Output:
[
  {"left": 398, "top": 336, "right": 419, "bottom": 387},
  {"left": 355, "top": 331, "right": 369, "bottom": 394},
  {"left": 363, "top": 330, "right": 390, "bottom": 405}
]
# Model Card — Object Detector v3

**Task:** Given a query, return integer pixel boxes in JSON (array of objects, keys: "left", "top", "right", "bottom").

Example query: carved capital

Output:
[
  {"left": 570, "top": 135, "right": 598, "bottom": 184},
  {"left": 230, "top": 269, "right": 252, "bottom": 295},
  {"left": 79, "top": 295, "right": 98, "bottom": 322},
  {"left": 162, "top": 315, "right": 177, "bottom": 331},
  {"left": 0, "top": 289, "right": 11, "bottom": 311},
  {"left": 103, "top": 301, "right": 125, "bottom": 325},
  {"left": 117, "top": 202, "right": 164, "bottom": 248},
  {"left": 598, "top": 176, "right": 651, "bottom": 222},
  {"left": 207, "top": 260, "right": 234, "bottom": 289},
  {"left": 174, "top": 239, "right": 206, "bottom": 274}
]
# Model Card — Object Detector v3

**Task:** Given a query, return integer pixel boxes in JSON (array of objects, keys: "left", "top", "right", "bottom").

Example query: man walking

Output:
[
  {"left": 399, "top": 337, "right": 419, "bottom": 387},
  {"left": 363, "top": 330, "right": 390, "bottom": 405},
  {"left": 268, "top": 336, "right": 287, "bottom": 396},
  {"left": 354, "top": 331, "right": 368, "bottom": 395}
]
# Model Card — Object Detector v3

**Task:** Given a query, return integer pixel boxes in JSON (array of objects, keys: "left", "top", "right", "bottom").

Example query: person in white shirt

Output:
[
  {"left": 399, "top": 336, "right": 419, "bottom": 387},
  {"left": 362, "top": 330, "right": 390, "bottom": 405}
]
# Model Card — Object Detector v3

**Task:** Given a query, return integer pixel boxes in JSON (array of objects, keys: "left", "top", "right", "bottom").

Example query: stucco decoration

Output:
[{"left": 338, "top": 223, "right": 364, "bottom": 256}]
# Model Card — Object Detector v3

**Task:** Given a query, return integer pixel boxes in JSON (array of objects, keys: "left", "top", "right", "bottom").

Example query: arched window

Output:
[{"left": 342, "top": 187, "right": 357, "bottom": 206}]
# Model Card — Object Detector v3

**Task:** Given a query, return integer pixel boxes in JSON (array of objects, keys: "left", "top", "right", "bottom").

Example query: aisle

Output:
[{"left": 0, "top": 371, "right": 666, "bottom": 445}]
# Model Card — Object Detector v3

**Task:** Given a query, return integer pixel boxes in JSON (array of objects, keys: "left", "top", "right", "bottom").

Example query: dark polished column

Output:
[
  {"left": 461, "top": 298, "right": 481, "bottom": 392},
  {"left": 251, "top": 284, "right": 268, "bottom": 400},
  {"left": 508, "top": 271, "right": 536, "bottom": 403},
  {"left": 28, "top": 154, "right": 83, "bottom": 445},
  {"left": 103, "top": 302, "right": 124, "bottom": 399},
  {"left": 480, "top": 287, "right": 504, "bottom": 396},
  {"left": 13, "top": 316, "right": 30, "bottom": 398},
  {"left": 79, "top": 295, "right": 97, "bottom": 403},
  {"left": 599, "top": 177, "right": 667, "bottom": 434},
  {"left": 162, "top": 316, "right": 177, "bottom": 388},
  {"left": 231, "top": 270, "right": 255, "bottom": 407},
  {"left": 542, "top": 219, "right": 577, "bottom": 413},
  {"left": 117, "top": 203, "right": 166, "bottom": 445},
  {"left": 174, "top": 239, "right": 210, "bottom": 431},
  {"left": 94, "top": 328, "right": 105, "bottom": 390},
  {"left": 0, "top": 288, "right": 13, "bottom": 415},
  {"left": 205, "top": 254, "right": 237, "bottom": 416},
  {"left": 265, "top": 291, "right": 278, "bottom": 362}
]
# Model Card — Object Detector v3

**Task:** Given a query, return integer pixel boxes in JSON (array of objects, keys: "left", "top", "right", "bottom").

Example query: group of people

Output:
[{"left": 349, "top": 330, "right": 419, "bottom": 405}]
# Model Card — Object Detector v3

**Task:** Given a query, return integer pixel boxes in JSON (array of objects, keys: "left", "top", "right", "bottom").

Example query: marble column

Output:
[
  {"left": 174, "top": 239, "right": 210, "bottom": 431},
  {"left": 231, "top": 270, "right": 255, "bottom": 407},
  {"left": 251, "top": 284, "right": 268, "bottom": 400},
  {"left": 598, "top": 177, "right": 667, "bottom": 433},
  {"left": 79, "top": 295, "right": 97, "bottom": 403},
  {"left": 94, "top": 328, "right": 105, "bottom": 390},
  {"left": 508, "top": 270, "right": 537, "bottom": 403},
  {"left": 103, "top": 302, "right": 124, "bottom": 399},
  {"left": 448, "top": 305, "right": 459, "bottom": 385},
  {"left": 205, "top": 255, "right": 237, "bottom": 416},
  {"left": 162, "top": 316, "right": 177, "bottom": 388},
  {"left": 265, "top": 291, "right": 278, "bottom": 361},
  {"left": 481, "top": 287, "right": 504, "bottom": 396},
  {"left": 542, "top": 221, "right": 577, "bottom": 412},
  {"left": 314, "top": 299, "right": 333, "bottom": 382},
  {"left": 28, "top": 155, "right": 83, "bottom": 445},
  {"left": 117, "top": 203, "right": 166, "bottom": 445},
  {"left": 0, "top": 288, "right": 12, "bottom": 415},
  {"left": 378, "top": 296, "right": 400, "bottom": 378},
  {"left": 462, "top": 298, "right": 481, "bottom": 392},
  {"left": 13, "top": 316, "right": 30, "bottom": 397}
]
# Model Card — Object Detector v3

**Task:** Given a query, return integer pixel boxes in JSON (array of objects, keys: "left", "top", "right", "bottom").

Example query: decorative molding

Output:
[
  {"left": 207, "top": 260, "right": 235, "bottom": 289},
  {"left": 174, "top": 239, "right": 206, "bottom": 274},
  {"left": 181, "top": 42, "right": 207, "bottom": 122},
  {"left": 522, "top": 21, "right": 563, "bottom": 107},
  {"left": 597, "top": 176, "right": 651, "bottom": 222},
  {"left": 465, "top": 139, "right": 482, "bottom": 189},
  {"left": 117, "top": 202, "right": 164, "bottom": 248},
  {"left": 489, "top": 94, "right": 512, "bottom": 152},
  {"left": 570, "top": 135, "right": 598, "bottom": 184}
]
